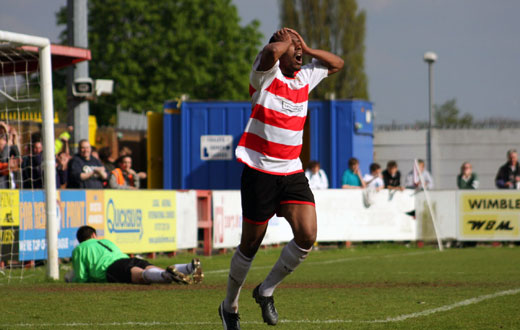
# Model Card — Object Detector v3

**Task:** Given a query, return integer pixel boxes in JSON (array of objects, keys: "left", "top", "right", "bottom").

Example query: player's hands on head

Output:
[
  {"left": 286, "top": 28, "right": 310, "bottom": 53},
  {"left": 272, "top": 28, "right": 292, "bottom": 43}
]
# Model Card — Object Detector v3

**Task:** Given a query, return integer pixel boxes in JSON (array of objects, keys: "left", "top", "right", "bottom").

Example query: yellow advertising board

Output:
[
  {"left": 0, "top": 189, "right": 19, "bottom": 226},
  {"left": 86, "top": 190, "right": 105, "bottom": 236},
  {"left": 459, "top": 191, "right": 520, "bottom": 240},
  {"left": 103, "top": 190, "right": 177, "bottom": 253}
]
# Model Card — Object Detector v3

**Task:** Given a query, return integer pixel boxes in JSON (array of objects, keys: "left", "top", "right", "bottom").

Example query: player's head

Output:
[
  {"left": 270, "top": 30, "right": 303, "bottom": 76},
  {"left": 77, "top": 225, "right": 97, "bottom": 243}
]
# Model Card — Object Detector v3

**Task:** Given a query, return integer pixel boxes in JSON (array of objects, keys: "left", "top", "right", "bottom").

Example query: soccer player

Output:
[
  {"left": 218, "top": 28, "right": 343, "bottom": 329},
  {"left": 67, "top": 226, "right": 203, "bottom": 285}
]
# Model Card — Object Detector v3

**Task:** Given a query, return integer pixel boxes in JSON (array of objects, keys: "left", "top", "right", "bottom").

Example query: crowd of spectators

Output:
[
  {"left": 2, "top": 120, "right": 519, "bottom": 191},
  {"left": 0, "top": 121, "right": 145, "bottom": 190},
  {"left": 308, "top": 148, "right": 519, "bottom": 191}
]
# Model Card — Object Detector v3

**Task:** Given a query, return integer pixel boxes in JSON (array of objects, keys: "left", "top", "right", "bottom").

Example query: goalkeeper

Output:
[{"left": 67, "top": 226, "right": 203, "bottom": 285}]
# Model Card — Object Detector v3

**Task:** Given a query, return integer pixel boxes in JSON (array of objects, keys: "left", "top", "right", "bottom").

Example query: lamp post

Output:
[{"left": 423, "top": 51, "right": 437, "bottom": 173}]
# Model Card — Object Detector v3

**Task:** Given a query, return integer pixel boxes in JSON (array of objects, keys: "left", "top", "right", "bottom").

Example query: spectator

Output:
[
  {"left": 382, "top": 160, "right": 404, "bottom": 191},
  {"left": 109, "top": 155, "right": 140, "bottom": 189},
  {"left": 98, "top": 146, "right": 116, "bottom": 173},
  {"left": 405, "top": 159, "right": 434, "bottom": 190},
  {"left": 55, "top": 125, "right": 73, "bottom": 155},
  {"left": 495, "top": 149, "right": 520, "bottom": 189},
  {"left": 8, "top": 126, "right": 22, "bottom": 187},
  {"left": 363, "top": 163, "right": 384, "bottom": 191},
  {"left": 67, "top": 139, "right": 107, "bottom": 189},
  {"left": 118, "top": 146, "right": 147, "bottom": 181},
  {"left": 457, "top": 162, "right": 479, "bottom": 189},
  {"left": 342, "top": 157, "right": 366, "bottom": 189},
  {"left": 0, "top": 122, "right": 21, "bottom": 188},
  {"left": 56, "top": 151, "right": 70, "bottom": 188},
  {"left": 91, "top": 146, "right": 100, "bottom": 160},
  {"left": 304, "top": 160, "right": 329, "bottom": 189},
  {"left": 119, "top": 146, "right": 132, "bottom": 157},
  {"left": 66, "top": 225, "right": 203, "bottom": 284},
  {"left": 21, "top": 135, "right": 44, "bottom": 188}
]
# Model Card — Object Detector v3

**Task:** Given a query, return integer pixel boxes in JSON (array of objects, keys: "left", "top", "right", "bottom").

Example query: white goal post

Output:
[{"left": 0, "top": 30, "right": 58, "bottom": 280}]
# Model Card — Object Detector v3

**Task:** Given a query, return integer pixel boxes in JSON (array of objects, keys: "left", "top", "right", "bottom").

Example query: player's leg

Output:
[
  {"left": 172, "top": 258, "right": 204, "bottom": 284},
  {"left": 223, "top": 220, "right": 268, "bottom": 313},
  {"left": 253, "top": 203, "right": 316, "bottom": 325},
  {"left": 253, "top": 172, "right": 317, "bottom": 325},
  {"left": 127, "top": 258, "right": 193, "bottom": 284},
  {"left": 220, "top": 166, "right": 280, "bottom": 329},
  {"left": 140, "top": 261, "right": 202, "bottom": 285},
  {"left": 223, "top": 166, "right": 278, "bottom": 312}
]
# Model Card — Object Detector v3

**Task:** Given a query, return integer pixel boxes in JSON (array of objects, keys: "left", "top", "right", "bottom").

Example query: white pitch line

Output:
[
  {"left": 205, "top": 250, "right": 437, "bottom": 274},
  {"left": 367, "top": 287, "right": 520, "bottom": 323},
  {"left": 4, "top": 287, "right": 519, "bottom": 328}
]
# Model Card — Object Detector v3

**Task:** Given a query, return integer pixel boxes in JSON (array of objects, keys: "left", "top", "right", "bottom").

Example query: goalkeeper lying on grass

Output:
[{"left": 65, "top": 225, "right": 203, "bottom": 285}]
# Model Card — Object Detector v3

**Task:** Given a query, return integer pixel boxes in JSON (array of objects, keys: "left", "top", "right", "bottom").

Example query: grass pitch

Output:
[{"left": 1, "top": 244, "right": 520, "bottom": 329}]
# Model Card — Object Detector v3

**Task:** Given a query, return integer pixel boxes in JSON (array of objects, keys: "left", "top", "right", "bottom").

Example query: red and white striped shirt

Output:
[{"left": 236, "top": 55, "right": 328, "bottom": 175}]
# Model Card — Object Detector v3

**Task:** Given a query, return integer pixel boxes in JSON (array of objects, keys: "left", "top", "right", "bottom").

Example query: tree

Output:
[
  {"left": 434, "top": 98, "right": 473, "bottom": 127},
  {"left": 279, "top": 0, "right": 369, "bottom": 100},
  {"left": 57, "top": 0, "right": 263, "bottom": 124}
]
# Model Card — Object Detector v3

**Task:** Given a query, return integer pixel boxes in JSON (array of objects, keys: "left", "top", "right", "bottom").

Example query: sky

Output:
[{"left": 1, "top": 0, "right": 519, "bottom": 124}]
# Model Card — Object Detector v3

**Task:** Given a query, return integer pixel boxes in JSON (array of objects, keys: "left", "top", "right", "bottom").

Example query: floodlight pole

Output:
[
  {"left": 67, "top": 0, "right": 90, "bottom": 151},
  {"left": 424, "top": 52, "right": 437, "bottom": 174}
]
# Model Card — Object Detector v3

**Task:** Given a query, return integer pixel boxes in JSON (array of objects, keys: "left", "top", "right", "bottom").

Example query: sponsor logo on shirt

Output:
[{"left": 282, "top": 101, "right": 304, "bottom": 113}]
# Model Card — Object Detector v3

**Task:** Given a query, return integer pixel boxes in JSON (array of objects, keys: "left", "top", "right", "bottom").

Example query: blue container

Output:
[
  {"left": 163, "top": 100, "right": 373, "bottom": 189},
  {"left": 308, "top": 100, "right": 373, "bottom": 188},
  {"left": 163, "top": 101, "right": 251, "bottom": 189}
]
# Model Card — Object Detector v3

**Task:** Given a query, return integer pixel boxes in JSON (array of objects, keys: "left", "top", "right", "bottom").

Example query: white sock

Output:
[
  {"left": 259, "top": 240, "right": 310, "bottom": 297},
  {"left": 142, "top": 267, "right": 169, "bottom": 283},
  {"left": 224, "top": 247, "right": 253, "bottom": 313},
  {"left": 174, "top": 263, "right": 193, "bottom": 275}
]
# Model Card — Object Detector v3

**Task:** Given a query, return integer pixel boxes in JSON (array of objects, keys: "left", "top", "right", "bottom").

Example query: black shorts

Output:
[
  {"left": 106, "top": 257, "right": 152, "bottom": 283},
  {"left": 241, "top": 165, "right": 315, "bottom": 225}
]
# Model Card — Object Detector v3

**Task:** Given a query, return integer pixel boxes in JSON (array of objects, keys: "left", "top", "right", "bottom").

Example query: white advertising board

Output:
[
  {"left": 314, "top": 189, "right": 416, "bottom": 241},
  {"left": 176, "top": 190, "right": 198, "bottom": 249},
  {"left": 212, "top": 191, "right": 293, "bottom": 248},
  {"left": 212, "top": 189, "right": 417, "bottom": 249},
  {"left": 415, "top": 191, "right": 457, "bottom": 240}
]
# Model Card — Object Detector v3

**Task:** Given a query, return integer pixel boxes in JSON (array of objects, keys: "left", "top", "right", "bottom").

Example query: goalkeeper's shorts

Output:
[{"left": 106, "top": 257, "right": 151, "bottom": 283}]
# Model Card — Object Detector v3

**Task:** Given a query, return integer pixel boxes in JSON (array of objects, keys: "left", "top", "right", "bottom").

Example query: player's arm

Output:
[
  {"left": 288, "top": 29, "right": 344, "bottom": 75},
  {"left": 72, "top": 248, "right": 88, "bottom": 283},
  {"left": 257, "top": 28, "right": 293, "bottom": 72}
]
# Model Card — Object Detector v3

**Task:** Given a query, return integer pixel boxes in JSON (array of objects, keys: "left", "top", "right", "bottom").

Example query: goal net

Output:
[{"left": 0, "top": 30, "right": 58, "bottom": 283}]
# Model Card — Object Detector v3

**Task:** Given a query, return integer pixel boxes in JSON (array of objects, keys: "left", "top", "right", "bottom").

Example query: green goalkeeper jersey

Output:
[{"left": 72, "top": 238, "right": 128, "bottom": 283}]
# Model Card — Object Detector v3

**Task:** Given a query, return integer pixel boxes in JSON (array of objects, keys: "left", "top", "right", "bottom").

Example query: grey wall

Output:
[{"left": 374, "top": 128, "right": 520, "bottom": 189}]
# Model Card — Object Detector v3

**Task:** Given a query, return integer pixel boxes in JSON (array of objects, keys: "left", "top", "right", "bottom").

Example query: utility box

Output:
[{"left": 163, "top": 100, "right": 373, "bottom": 189}]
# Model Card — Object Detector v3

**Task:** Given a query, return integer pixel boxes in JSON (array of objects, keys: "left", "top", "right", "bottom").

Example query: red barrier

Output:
[{"left": 197, "top": 190, "right": 213, "bottom": 256}]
